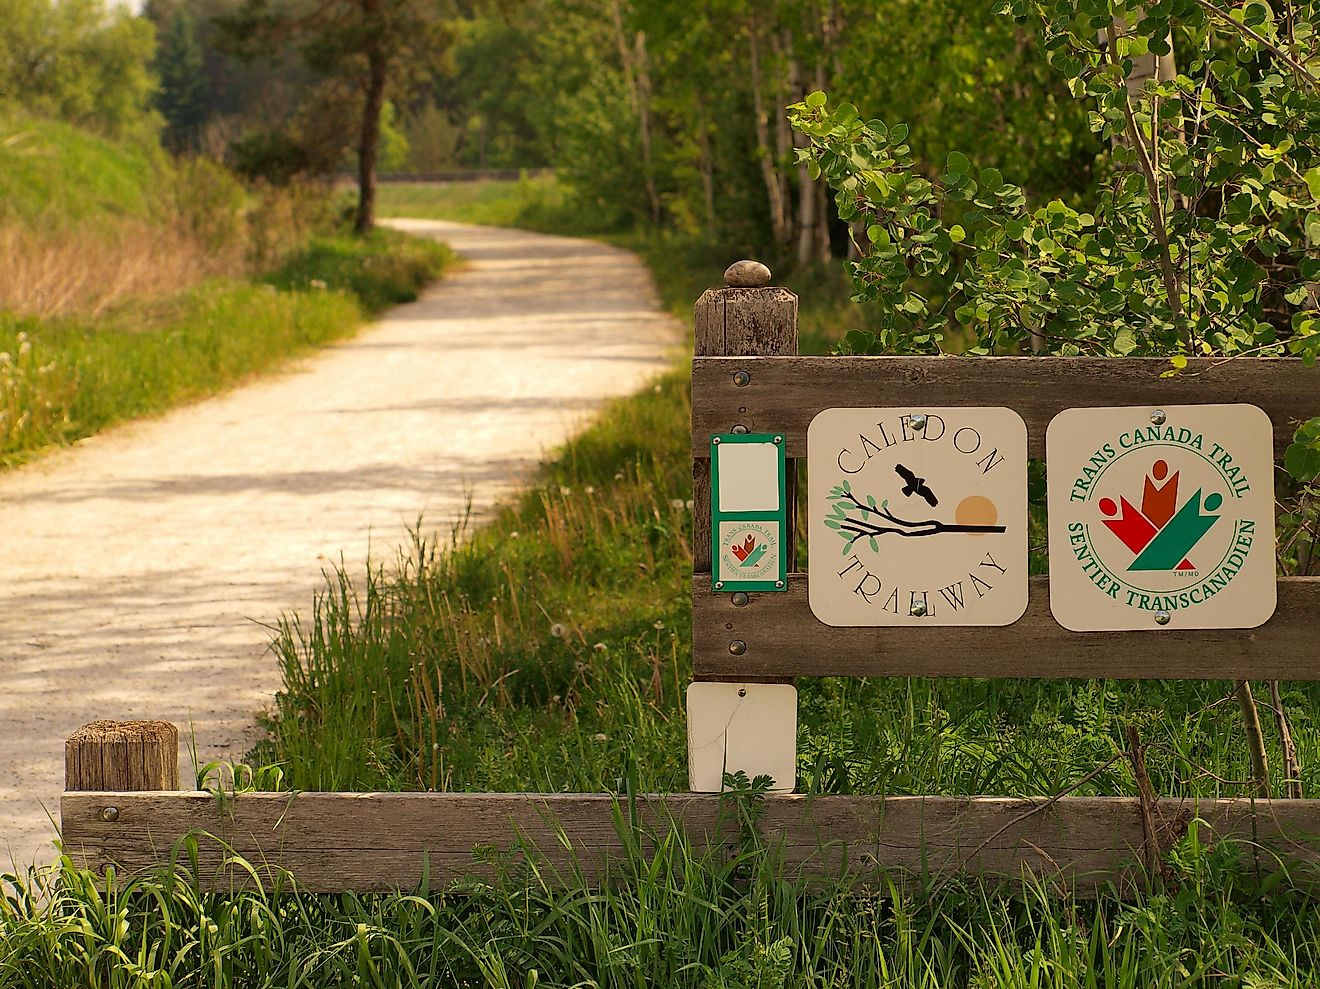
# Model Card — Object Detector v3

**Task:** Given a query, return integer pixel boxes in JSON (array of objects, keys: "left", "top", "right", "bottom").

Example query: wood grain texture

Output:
[
  {"left": 61, "top": 790, "right": 1320, "bottom": 894},
  {"left": 690, "top": 356, "right": 1319, "bottom": 458},
  {"left": 693, "top": 286, "right": 799, "bottom": 574},
  {"left": 66, "top": 720, "right": 179, "bottom": 791},
  {"left": 694, "top": 575, "right": 1320, "bottom": 679}
]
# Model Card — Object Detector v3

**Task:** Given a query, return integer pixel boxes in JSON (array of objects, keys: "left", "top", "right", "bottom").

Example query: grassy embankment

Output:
[
  {"left": 0, "top": 117, "right": 452, "bottom": 467},
  {"left": 4, "top": 177, "right": 1320, "bottom": 985}
]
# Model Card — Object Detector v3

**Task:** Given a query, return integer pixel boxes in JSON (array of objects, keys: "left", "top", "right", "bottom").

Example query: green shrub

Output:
[{"left": 264, "top": 229, "right": 453, "bottom": 313}]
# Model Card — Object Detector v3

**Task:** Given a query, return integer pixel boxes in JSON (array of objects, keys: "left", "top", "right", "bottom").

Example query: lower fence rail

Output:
[{"left": 60, "top": 790, "right": 1320, "bottom": 895}]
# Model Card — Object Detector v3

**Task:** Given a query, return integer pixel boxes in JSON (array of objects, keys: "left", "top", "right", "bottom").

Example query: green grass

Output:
[
  {"left": 0, "top": 229, "right": 452, "bottom": 466},
  {"left": 264, "top": 228, "right": 454, "bottom": 312},
  {"left": 0, "top": 114, "right": 161, "bottom": 225},
  {"left": 5, "top": 819, "right": 1320, "bottom": 986}
]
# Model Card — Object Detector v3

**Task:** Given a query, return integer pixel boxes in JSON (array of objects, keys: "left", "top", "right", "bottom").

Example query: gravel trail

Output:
[{"left": 0, "top": 219, "right": 681, "bottom": 869}]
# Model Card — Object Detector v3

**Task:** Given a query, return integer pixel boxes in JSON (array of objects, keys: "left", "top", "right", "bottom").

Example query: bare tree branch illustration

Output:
[{"left": 827, "top": 488, "right": 1005, "bottom": 543}]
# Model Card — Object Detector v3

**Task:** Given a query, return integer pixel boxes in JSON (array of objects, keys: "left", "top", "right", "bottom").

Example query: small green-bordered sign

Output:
[{"left": 711, "top": 433, "right": 788, "bottom": 592}]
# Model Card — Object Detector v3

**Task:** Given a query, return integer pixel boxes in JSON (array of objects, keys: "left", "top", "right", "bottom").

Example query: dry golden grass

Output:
[{"left": 0, "top": 219, "right": 247, "bottom": 318}]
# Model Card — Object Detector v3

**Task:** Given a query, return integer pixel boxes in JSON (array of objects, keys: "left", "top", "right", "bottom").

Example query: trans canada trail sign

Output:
[
  {"left": 1046, "top": 404, "right": 1277, "bottom": 632},
  {"left": 807, "top": 407, "right": 1029, "bottom": 627}
]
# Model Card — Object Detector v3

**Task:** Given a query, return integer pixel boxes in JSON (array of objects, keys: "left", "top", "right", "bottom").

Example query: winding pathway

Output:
[{"left": 0, "top": 219, "right": 681, "bottom": 870}]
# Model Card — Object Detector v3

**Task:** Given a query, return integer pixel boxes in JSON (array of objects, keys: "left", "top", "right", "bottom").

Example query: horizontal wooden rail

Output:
[
  {"left": 60, "top": 790, "right": 1320, "bottom": 894},
  {"left": 691, "top": 356, "right": 1318, "bottom": 459},
  {"left": 693, "top": 575, "right": 1320, "bottom": 679}
]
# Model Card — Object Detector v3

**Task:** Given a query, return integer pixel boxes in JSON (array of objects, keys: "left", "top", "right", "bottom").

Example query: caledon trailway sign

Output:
[
  {"left": 1046, "top": 404, "right": 1277, "bottom": 631},
  {"left": 807, "top": 407, "right": 1029, "bottom": 626}
]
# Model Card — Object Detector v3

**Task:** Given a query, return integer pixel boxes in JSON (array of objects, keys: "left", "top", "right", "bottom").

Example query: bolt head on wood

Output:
[{"left": 723, "top": 260, "right": 772, "bottom": 288}]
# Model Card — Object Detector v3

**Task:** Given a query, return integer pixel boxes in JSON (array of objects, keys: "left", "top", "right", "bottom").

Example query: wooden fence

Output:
[{"left": 60, "top": 263, "right": 1320, "bottom": 894}]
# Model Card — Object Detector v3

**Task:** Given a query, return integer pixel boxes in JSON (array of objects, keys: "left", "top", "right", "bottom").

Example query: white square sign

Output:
[
  {"left": 807, "top": 407, "right": 1029, "bottom": 626},
  {"left": 1046, "top": 405, "right": 1277, "bottom": 631},
  {"left": 687, "top": 682, "right": 796, "bottom": 793}
]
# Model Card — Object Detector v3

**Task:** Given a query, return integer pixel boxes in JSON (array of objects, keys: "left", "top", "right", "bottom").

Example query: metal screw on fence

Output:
[
  {"left": 99, "top": 806, "right": 119, "bottom": 823},
  {"left": 1155, "top": 610, "right": 1172, "bottom": 625},
  {"left": 910, "top": 413, "right": 928, "bottom": 431},
  {"left": 728, "top": 640, "right": 747, "bottom": 655},
  {"left": 733, "top": 370, "right": 751, "bottom": 387},
  {"left": 1150, "top": 409, "right": 1167, "bottom": 426},
  {"left": 731, "top": 592, "right": 749, "bottom": 607}
]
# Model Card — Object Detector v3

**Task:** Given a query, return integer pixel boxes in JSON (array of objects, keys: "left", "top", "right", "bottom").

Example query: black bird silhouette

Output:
[{"left": 894, "top": 463, "right": 939, "bottom": 507}]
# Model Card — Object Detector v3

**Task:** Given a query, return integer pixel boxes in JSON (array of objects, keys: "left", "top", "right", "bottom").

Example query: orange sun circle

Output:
[{"left": 955, "top": 495, "right": 998, "bottom": 535}]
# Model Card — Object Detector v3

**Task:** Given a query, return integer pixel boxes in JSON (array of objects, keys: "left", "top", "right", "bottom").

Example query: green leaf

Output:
[
  {"left": 1285, "top": 442, "right": 1320, "bottom": 482},
  {"left": 835, "top": 102, "right": 858, "bottom": 124},
  {"left": 946, "top": 151, "right": 970, "bottom": 176},
  {"left": 1306, "top": 167, "right": 1320, "bottom": 201},
  {"left": 949, "top": 225, "right": 966, "bottom": 243},
  {"left": 805, "top": 90, "right": 827, "bottom": 108},
  {"left": 979, "top": 167, "right": 1003, "bottom": 191}
]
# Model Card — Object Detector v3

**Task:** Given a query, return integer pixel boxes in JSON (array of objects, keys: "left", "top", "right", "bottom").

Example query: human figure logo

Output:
[{"left": 1098, "top": 459, "right": 1223, "bottom": 572}]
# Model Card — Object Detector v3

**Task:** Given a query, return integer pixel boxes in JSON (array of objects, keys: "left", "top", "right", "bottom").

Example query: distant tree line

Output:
[{"left": 3, "top": 0, "right": 1101, "bottom": 244}]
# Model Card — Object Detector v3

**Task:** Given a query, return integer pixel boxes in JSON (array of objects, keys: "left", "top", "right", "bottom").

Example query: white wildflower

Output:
[{"left": 550, "top": 623, "right": 566, "bottom": 638}]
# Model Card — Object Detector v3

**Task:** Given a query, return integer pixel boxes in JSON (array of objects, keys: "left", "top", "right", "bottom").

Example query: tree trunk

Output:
[
  {"left": 802, "top": 59, "right": 823, "bottom": 262},
  {"left": 814, "top": 174, "right": 831, "bottom": 261},
  {"left": 634, "top": 30, "right": 661, "bottom": 225},
  {"left": 749, "top": 20, "right": 789, "bottom": 243},
  {"left": 770, "top": 29, "right": 794, "bottom": 245},
  {"left": 355, "top": 41, "right": 388, "bottom": 234},
  {"left": 697, "top": 107, "right": 715, "bottom": 231},
  {"left": 1236, "top": 680, "right": 1272, "bottom": 798},
  {"left": 609, "top": 1, "right": 659, "bottom": 225},
  {"left": 789, "top": 48, "right": 819, "bottom": 266}
]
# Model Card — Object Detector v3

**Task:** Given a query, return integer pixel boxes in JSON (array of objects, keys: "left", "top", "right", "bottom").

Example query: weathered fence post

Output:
[
  {"left": 688, "top": 260, "right": 800, "bottom": 792},
  {"left": 692, "top": 259, "right": 799, "bottom": 577},
  {"left": 65, "top": 720, "right": 179, "bottom": 792}
]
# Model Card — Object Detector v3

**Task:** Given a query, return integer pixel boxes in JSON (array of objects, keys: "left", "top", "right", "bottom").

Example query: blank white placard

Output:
[
  {"left": 716, "top": 441, "right": 780, "bottom": 513},
  {"left": 687, "top": 682, "right": 796, "bottom": 792}
]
